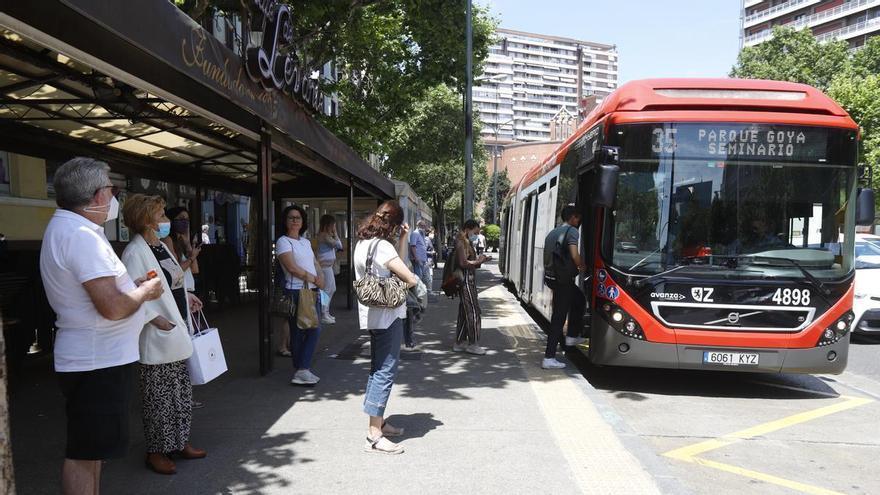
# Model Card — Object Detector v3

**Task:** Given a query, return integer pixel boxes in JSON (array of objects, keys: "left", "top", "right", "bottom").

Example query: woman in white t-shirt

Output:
[
  {"left": 276, "top": 205, "right": 325, "bottom": 386},
  {"left": 354, "top": 200, "right": 419, "bottom": 455}
]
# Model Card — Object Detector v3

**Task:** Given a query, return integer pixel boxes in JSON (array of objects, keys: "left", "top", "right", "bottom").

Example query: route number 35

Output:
[
  {"left": 652, "top": 128, "right": 678, "bottom": 153},
  {"left": 772, "top": 288, "right": 811, "bottom": 306}
]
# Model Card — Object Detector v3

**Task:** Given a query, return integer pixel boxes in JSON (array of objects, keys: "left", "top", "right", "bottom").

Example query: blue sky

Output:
[{"left": 478, "top": 0, "right": 743, "bottom": 83}]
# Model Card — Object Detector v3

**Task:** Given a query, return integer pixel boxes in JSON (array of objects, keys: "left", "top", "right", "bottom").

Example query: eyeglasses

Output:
[
  {"left": 286, "top": 215, "right": 302, "bottom": 221},
  {"left": 94, "top": 185, "right": 120, "bottom": 197}
]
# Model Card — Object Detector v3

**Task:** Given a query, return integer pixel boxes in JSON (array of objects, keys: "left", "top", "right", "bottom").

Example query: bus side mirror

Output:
[
  {"left": 856, "top": 188, "right": 875, "bottom": 226},
  {"left": 592, "top": 147, "right": 620, "bottom": 208}
]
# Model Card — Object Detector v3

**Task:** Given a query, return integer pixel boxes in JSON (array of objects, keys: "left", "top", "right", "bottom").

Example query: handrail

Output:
[
  {"left": 745, "top": 0, "right": 819, "bottom": 25},
  {"left": 816, "top": 15, "right": 880, "bottom": 42},
  {"left": 745, "top": 0, "right": 880, "bottom": 44}
]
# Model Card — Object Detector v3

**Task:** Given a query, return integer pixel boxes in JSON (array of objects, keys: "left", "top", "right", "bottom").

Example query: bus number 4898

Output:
[{"left": 771, "top": 288, "right": 811, "bottom": 306}]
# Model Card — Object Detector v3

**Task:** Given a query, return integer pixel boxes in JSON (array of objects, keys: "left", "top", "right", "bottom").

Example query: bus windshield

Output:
[{"left": 608, "top": 123, "right": 858, "bottom": 281}]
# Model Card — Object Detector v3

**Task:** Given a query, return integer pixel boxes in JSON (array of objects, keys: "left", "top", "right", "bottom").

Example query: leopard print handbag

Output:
[{"left": 353, "top": 239, "right": 407, "bottom": 308}]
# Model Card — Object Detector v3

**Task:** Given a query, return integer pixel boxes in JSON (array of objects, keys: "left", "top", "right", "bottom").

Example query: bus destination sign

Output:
[{"left": 646, "top": 124, "right": 835, "bottom": 162}]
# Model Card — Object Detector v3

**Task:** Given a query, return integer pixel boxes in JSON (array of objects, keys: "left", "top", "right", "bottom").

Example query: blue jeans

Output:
[
  {"left": 286, "top": 289, "right": 322, "bottom": 370},
  {"left": 363, "top": 318, "right": 403, "bottom": 417},
  {"left": 412, "top": 261, "right": 424, "bottom": 279}
]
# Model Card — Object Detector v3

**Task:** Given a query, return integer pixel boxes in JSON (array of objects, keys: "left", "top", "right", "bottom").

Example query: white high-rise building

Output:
[
  {"left": 475, "top": 28, "right": 618, "bottom": 144},
  {"left": 742, "top": 0, "right": 880, "bottom": 49}
]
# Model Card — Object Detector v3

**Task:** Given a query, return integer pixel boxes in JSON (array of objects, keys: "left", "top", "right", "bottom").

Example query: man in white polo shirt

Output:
[{"left": 40, "top": 157, "right": 163, "bottom": 495}]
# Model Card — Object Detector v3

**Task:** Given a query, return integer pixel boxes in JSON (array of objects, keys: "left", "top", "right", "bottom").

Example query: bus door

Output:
[
  {"left": 519, "top": 193, "right": 534, "bottom": 295},
  {"left": 573, "top": 122, "right": 605, "bottom": 341},
  {"left": 523, "top": 192, "right": 541, "bottom": 301}
]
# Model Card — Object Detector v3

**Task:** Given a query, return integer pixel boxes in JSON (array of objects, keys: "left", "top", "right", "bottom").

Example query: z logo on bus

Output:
[{"left": 692, "top": 287, "right": 715, "bottom": 303}]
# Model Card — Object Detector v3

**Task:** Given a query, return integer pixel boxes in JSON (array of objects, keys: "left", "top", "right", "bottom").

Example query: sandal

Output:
[
  {"left": 382, "top": 421, "right": 404, "bottom": 437},
  {"left": 364, "top": 435, "right": 404, "bottom": 455}
]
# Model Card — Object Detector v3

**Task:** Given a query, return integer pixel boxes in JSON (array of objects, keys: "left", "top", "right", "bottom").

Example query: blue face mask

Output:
[{"left": 155, "top": 222, "right": 171, "bottom": 239}]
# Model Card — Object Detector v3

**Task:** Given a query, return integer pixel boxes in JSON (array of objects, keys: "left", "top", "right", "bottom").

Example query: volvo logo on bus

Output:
[{"left": 727, "top": 312, "right": 741, "bottom": 325}]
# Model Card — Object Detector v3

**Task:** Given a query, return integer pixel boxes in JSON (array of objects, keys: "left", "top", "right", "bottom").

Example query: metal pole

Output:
[
  {"left": 347, "top": 177, "right": 354, "bottom": 310},
  {"left": 492, "top": 145, "right": 498, "bottom": 225},
  {"left": 463, "top": 0, "right": 474, "bottom": 222},
  {"left": 257, "top": 124, "right": 273, "bottom": 376}
]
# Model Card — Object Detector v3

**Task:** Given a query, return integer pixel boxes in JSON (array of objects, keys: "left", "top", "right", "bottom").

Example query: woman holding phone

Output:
[
  {"left": 162, "top": 206, "right": 201, "bottom": 296},
  {"left": 452, "top": 219, "right": 490, "bottom": 356}
]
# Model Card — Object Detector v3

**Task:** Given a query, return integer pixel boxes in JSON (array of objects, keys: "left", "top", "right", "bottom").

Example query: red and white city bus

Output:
[{"left": 500, "top": 79, "right": 875, "bottom": 373}]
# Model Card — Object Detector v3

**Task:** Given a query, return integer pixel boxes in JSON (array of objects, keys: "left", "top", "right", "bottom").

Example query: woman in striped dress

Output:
[{"left": 452, "top": 219, "right": 489, "bottom": 355}]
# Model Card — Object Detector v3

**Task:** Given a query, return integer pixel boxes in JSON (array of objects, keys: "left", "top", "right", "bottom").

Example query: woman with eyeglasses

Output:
[{"left": 276, "top": 205, "right": 325, "bottom": 386}]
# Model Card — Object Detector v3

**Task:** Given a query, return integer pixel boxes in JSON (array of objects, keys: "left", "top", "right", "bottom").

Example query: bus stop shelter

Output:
[{"left": 0, "top": 0, "right": 395, "bottom": 374}]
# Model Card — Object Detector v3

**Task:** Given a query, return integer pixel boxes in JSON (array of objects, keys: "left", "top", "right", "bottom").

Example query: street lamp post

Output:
[
  {"left": 492, "top": 145, "right": 499, "bottom": 224},
  {"left": 463, "top": 0, "right": 474, "bottom": 223}
]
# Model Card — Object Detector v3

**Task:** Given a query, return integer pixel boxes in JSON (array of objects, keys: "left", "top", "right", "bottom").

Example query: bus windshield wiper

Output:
[
  {"left": 748, "top": 255, "right": 832, "bottom": 298},
  {"left": 634, "top": 264, "right": 691, "bottom": 288},
  {"left": 633, "top": 255, "right": 752, "bottom": 288}
]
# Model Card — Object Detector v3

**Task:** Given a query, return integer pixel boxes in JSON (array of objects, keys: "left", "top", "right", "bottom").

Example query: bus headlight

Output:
[
  {"left": 599, "top": 302, "right": 646, "bottom": 340},
  {"left": 817, "top": 311, "right": 854, "bottom": 347}
]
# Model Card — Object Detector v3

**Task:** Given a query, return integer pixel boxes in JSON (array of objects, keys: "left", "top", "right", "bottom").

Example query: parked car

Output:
[
  {"left": 616, "top": 241, "right": 639, "bottom": 253},
  {"left": 853, "top": 233, "right": 880, "bottom": 335}
]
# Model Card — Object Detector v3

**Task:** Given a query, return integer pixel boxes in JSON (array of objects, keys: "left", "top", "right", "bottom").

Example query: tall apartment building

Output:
[
  {"left": 742, "top": 0, "right": 880, "bottom": 48},
  {"left": 475, "top": 28, "right": 618, "bottom": 143}
]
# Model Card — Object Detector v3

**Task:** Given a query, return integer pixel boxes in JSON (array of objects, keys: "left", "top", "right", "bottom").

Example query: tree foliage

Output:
[
  {"left": 730, "top": 27, "right": 849, "bottom": 91},
  {"left": 732, "top": 28, "right": 880, "bottom": 203},
  {"left": 482, "top": 169, "right": 510, "bottom": 225},
  {"left": 175, "top": 0, "right": 496, "bottom": 157},
  {"left": 483, "top": 223, "right": 500, "bottom": 245},
  {"left": 382, "top": 85, "right": 488, "bottom": 246}
]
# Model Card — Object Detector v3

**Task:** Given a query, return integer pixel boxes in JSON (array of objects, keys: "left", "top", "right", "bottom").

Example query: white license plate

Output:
[{"left": 702, "top": 351, "right": 759, "bottom": 366}]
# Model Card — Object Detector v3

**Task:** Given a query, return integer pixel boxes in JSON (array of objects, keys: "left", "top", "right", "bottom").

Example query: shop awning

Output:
[{"left": 0, "top": 0, "right": 395, "bottom": 199}]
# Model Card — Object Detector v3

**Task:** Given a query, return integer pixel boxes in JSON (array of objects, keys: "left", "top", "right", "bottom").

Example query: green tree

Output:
[
  {"left": 383, "top": 85, "right": 488, "bottom": 253},
  {"left": 482, "top": 169, "right": 511, "bottom": 225},
  {"left": 174, "top": 0, "right": 496, "bottom": 157},
  {"left": 828, "top": 74, "right": 880, "bottom": 196},
  {"left": 850, "top": 36, "right": 880, "bottom": 78},
  {"left": 730, "top": 27, "right": 849, "bottom": 91},
  {"left": 483, "top": 224, "right": 500, "bottom": 250},
  {"left": 731, "top": 28, "right": 880, "bottom": 208}
]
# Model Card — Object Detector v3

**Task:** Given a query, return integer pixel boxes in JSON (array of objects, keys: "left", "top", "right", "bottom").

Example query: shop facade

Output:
[{"left": 0, "top": 0, "right": 397, "bottom": 375}]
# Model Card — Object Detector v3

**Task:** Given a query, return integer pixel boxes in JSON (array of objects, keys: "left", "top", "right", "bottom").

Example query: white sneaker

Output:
[
  {"left": 326, "top": 313, "right": 337, "bottom": 322},
  {"left": 290, "top": 369, "right": 318, "bottom": 385},
  {"left": 452, "top": 342, "right": 467, "bottom": 352},
  {"left": 542, "top": 358, "right": 566, "bottom": 369},
  {"left": 565, "top": 336, "right": 587, "bottom": 346},
  {"left": 303, "top": 369, "right": 320, "bottom": 383},
  {"left": 321, "top": 315, "right": 335, "bottom": 325},
  {"left": 403, "top": 343, "right": 420, "bottom": 351},
  {"left": 465, "top": 344, "right": 487, "bottom": 355}
]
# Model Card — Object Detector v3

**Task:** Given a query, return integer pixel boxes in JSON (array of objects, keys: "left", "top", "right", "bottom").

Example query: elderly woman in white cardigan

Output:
[{"left": 121, "top": 194, "right": 206, "bottom": 475}]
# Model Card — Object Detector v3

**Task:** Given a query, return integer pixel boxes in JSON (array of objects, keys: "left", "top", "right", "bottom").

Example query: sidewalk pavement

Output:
[{"left": 11, "top": 261, "right": 664, "bottom": 494}]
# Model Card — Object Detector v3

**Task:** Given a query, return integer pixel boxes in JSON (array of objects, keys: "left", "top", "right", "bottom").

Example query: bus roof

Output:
[{"left": 512, "top": 78, "right": 858, "bottom": 194}]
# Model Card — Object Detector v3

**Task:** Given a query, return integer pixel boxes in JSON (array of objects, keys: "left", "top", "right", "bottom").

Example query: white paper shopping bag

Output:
[{"left": 187, "top": 310, "right": 228, "bottom": 385}]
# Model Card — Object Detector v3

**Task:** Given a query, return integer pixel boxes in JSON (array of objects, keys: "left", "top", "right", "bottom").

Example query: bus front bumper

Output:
[{"left": 587, "top": 322, "right": 849, "bottom": 375}]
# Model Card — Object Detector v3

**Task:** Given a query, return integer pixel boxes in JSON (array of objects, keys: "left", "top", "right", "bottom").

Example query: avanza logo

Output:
[{"left": 651, "top": 292, "right": 686, "bottom": 301}]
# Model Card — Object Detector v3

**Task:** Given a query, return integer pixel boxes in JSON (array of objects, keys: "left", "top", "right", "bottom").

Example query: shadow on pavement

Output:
[{"left": 10, "top": 260, "right": 576, "bottom": 493}]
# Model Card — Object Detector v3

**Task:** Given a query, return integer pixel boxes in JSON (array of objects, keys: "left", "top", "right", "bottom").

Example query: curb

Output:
[{"left": 501, "top": 279, "right": 693, "bottom": 495}]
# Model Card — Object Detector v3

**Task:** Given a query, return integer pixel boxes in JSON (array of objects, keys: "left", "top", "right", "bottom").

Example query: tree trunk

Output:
[{"left": 0, "top": 319, "right": 16, "bottom": 494}]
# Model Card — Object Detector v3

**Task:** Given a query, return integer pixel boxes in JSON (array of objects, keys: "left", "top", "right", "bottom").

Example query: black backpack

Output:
[{"left": 543, "top": 226, "right": 575, "bottom": 288}]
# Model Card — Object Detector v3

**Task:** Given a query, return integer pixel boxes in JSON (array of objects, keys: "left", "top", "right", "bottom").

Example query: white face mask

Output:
[{"left": 85, "top": 196, "right": 119, "bottom": 224}]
